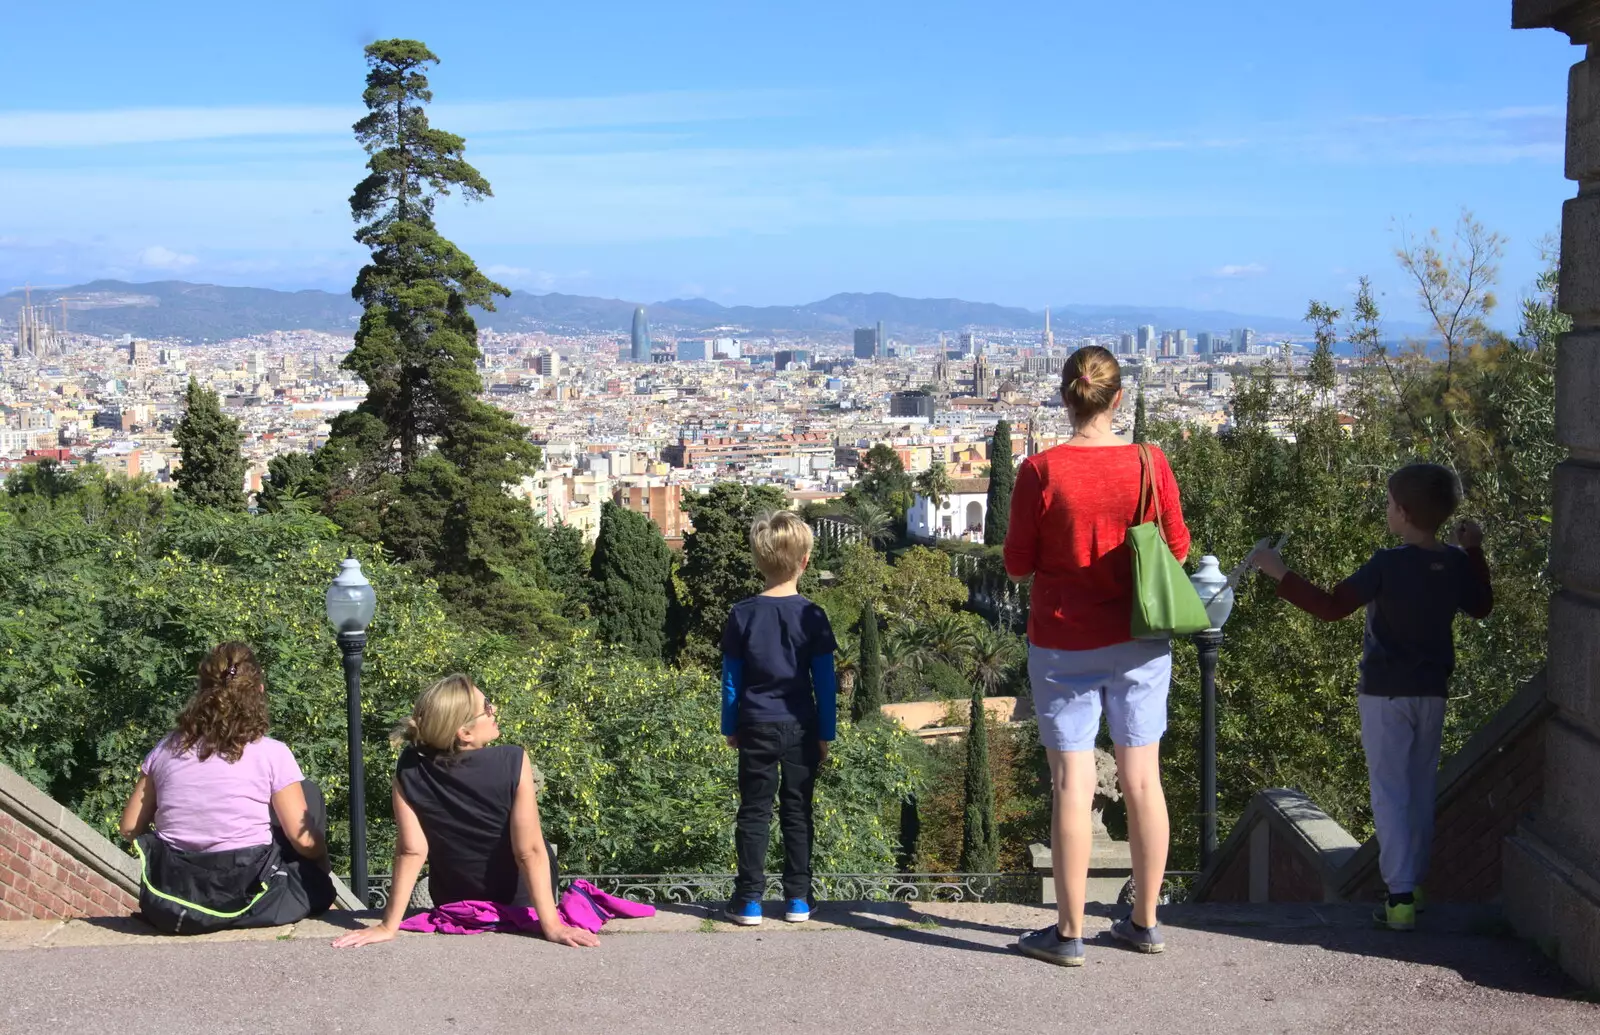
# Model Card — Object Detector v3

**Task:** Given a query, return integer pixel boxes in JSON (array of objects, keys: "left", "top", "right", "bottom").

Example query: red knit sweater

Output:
[{"left": 1003, "top": 443, "right": 1191, "bottom": 651}]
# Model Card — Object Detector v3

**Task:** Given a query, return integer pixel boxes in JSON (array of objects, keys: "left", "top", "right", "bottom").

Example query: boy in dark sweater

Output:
[
  {"left": 1250, "top": 463, "right": 1492, "bottom": 931},
  {"left": 720, "top": 510, "right": 838, "bottom": 926}
]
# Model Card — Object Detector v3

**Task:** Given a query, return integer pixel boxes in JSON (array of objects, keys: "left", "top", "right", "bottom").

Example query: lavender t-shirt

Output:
[{"left": 141, "top": 735, "right": 303, "bottom": 853}]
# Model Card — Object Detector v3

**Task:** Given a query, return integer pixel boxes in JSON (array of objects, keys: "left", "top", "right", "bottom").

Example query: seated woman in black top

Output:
[{"left": 333, "top": 674, "right": 597, "bottom": 949}]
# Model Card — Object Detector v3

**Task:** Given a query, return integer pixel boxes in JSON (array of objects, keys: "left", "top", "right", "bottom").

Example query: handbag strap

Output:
[{"left": 1135, "top": 443, "right": 1166, "bottom": 542}]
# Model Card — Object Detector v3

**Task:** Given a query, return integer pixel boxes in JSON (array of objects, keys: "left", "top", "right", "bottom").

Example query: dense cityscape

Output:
[{"left": 1, "top": 296, "right": 1322, "bottom": 546}]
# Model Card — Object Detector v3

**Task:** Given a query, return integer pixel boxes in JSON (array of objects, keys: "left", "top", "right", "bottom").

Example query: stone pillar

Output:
[{"left": 1508, "top": 0, "right": 1600, "bottom": 990}]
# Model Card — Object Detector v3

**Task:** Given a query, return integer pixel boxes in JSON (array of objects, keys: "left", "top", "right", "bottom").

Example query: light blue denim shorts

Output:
[{"left": 1028, "top": 639, "right": 1173, "bottom": 752}]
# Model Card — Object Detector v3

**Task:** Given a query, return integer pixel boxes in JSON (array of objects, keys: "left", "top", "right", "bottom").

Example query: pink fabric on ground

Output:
[{"left": 397, "top": 880, "right": 656, "bottom": 935}]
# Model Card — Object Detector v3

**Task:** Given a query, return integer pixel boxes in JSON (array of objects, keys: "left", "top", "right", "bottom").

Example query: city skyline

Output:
[{"left": 0, "top": 1, "right": 1575, "bottom": 328}]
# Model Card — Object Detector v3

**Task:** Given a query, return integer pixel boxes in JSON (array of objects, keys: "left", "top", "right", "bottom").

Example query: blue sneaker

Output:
[
  {"left": 784, "top": 898, "right": 811, "bottom": 923},
  {"left": 725, "top": 898, "right": 763, "bottom": 926},
  {"left": 1108, "top": 916, "right": 1165, "bottom": 953},
  {"left": 1015, "top": 924, "right": 1085, "bottom": 967}
]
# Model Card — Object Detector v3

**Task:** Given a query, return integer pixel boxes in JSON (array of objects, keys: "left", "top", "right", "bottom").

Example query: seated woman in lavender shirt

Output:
[{"left": 119, "top": 641, "right": 334, "bottom": 933}]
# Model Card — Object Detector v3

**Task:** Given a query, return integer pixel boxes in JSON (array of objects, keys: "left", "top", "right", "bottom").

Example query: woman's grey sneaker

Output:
[
  {"left": 1108, "top": 917, "right": 1165, "bottom": 953},
  {"left": 1015, "top": 925, "right": 1085, "bottom": 967}
]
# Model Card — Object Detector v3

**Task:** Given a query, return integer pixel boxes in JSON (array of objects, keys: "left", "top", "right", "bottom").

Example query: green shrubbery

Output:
[{"left": 0, "top": 472, "right": 921, "bottom": 876}]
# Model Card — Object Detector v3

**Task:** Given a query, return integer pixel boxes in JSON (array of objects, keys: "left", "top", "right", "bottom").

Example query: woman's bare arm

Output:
[
  {"left": 119, "top": 774, "right": 156, "bottom": 841},
  {"left": 510, "top": 752, "right": 598, "bottom": 948}
]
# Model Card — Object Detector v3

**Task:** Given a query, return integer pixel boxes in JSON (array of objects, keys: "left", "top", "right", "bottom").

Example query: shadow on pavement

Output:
[{"left": 1147, "top": 902, "right": 1586, "bottom": 1002}]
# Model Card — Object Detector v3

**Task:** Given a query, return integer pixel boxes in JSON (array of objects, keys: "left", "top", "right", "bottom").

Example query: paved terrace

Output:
[{"left": 2, "top": 902, "right": 1594, "bottom": 1034}]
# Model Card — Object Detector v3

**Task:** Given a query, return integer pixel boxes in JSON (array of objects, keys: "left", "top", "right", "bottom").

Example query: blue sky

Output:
[{"left": 0, "top": 0, "right": 1577, "bottom": 324}]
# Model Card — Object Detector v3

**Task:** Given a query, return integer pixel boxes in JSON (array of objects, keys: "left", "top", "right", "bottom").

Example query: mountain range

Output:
[{"left": 2, "top": 279, "right": 1408, "bottom": 343}]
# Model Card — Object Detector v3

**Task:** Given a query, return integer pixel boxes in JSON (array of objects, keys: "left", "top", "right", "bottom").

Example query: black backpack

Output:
[{"left": 134, "top": 832, "right": 335, "bottom": 935}]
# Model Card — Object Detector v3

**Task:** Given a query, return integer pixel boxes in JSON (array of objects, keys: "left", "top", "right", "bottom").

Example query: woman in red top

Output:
[{"left": 1005, "top": 345, "right": 1190, "bottom": 966}]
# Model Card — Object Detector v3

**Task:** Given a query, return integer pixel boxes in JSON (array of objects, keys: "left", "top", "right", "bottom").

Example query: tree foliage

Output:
[
  {"left": 958, "top": 684, "right": 998, "bottom": 873},
  {"left": 589, "top": 501, "right": 672, "bottom": 659},
  {"left": 312, "top": 39, "right": 562, "bottom": 641},
  {"left": 1153, "top": 224, "right": 1558, "bottom": 867},
  {"left": 984, "top": 420, "right": 1014, "bottom": 546},
  {"left": 1132, "top": 387, "right": 1148, "bottom": 445},
  {"left": 852, "top": 601, "right": 886, "bottom": 721},
  {"left": 172, "top": 379, "right": 247, "bottom": 511},
  {"left": 674, "top": 483, "right": 790, "bottom": 665},
  {"left": 0, "top": 468, "right": 922, "bottom": 876}
]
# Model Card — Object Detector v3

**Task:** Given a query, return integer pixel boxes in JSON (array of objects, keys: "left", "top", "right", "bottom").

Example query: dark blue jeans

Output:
[{"left": 735, "top": 722, "right": 819, "bottom": 901}]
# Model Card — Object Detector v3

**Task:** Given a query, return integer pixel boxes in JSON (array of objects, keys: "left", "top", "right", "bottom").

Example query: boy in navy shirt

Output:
[
  {"left": 720, "top": 510, "right": 838, "bottom": 926},
  {"left": 1251, "top": 463, "right": 1492, "bottom": 931}
]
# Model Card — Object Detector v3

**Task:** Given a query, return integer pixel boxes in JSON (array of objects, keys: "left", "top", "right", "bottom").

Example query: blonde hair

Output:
[
  {"left": 392, "top": 673, "right": 479, "bottom": 753},
  {"left": 1061, "top": 345, "right": 1123, "bottom": 425},
  {"left": 749, "top": 510, "right": 813, "bottom": 581}
]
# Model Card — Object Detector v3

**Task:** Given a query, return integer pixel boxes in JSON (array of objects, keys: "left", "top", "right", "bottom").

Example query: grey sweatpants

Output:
[{"left": 1358, "top": 694, "right": 1446, "bottom": 895}]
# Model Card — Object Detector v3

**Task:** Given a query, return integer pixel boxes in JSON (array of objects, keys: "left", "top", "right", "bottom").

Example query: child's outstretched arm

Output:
[
  {"left": 1249, "top": 545, "right": 1376, "bottom": 622},
  {"left": 721, "top": 655, "right": 743, "bottom": 746}
]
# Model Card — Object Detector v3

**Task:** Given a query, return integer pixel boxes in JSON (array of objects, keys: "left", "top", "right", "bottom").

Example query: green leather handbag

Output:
[{"left": 1129, "top": 443, "right": 1209, "bottom": 639}]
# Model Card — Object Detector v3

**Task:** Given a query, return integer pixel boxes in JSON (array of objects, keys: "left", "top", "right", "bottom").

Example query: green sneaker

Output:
[
  {"left": 1413, "top": 887, "right": 1426, "bottom": 914},
  {"left": 1373, "top": 899, "right": 1416, "bottom": 931}
]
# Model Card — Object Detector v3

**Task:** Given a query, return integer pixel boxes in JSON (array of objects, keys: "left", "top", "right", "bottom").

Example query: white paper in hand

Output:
[{"left": 1227, "top": 533, "right": 1288, "bottom": 588}]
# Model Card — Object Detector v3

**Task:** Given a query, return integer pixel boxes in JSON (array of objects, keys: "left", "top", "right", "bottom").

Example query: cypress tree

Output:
[
  {"left": 852, "top": 601, "right": 885, "bottom": 721},
  {"left": 983, "top": 419, "right": 1014, "bottom": 547},
  {"left": 172, "top": 378, "right": 247, "bottom": 510},
  {"left": 590, "top": 501, "right": 672, "bottom": 659},
  {"left": 1132, "top": 386, "right": 1148, "bottom": 444},
  {"left": 958, "top": 683, "right": 998, "bottom": 873}
]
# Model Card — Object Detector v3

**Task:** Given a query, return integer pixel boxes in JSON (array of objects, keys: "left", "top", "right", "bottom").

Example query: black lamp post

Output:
[
  {"left": 1189, "top": 556, "right": 1235, "bottom": 871},
  {"left": 326, "top": 556, "right": 377, "bottom": 905}
]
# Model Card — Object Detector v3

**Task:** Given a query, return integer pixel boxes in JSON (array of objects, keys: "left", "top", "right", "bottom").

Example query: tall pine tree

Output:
[
  {"left": 590, "top": 501, "right": 672, "bottom": 659},
  {"left": 173, "top": 378, "right": 247, "bottom": 510},
  {"left": 983, "top": 419, "right": 1014, "bottom": 547},
  {"left": 320, "top": 39, "right": 562, "bottom": 638},
  {"left": 958, "top": 683, "right": 998, "bottom": 873},
  {"left": 852, "top": 601, "right": 885, "bottom": 721},
  {"left": 1132, "top": 386, "right": 1148, "bottom": 444}
]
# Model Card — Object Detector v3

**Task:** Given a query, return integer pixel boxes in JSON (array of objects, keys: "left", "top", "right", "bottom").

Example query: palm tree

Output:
[
  {"left": 880, "top": 624, "right": 926, "bottom": 702},
  {"left": 914, "top": 461, "right": 954, "bottom": 509},
  {"left": 969, "top": 625, "right": 1025, "bottom": 698},
  {"left": 925, "top": 611, "right": 982, "bottom": 669},
  {"left": 849, "top": 498, "right": 894, "bottom": 550}
]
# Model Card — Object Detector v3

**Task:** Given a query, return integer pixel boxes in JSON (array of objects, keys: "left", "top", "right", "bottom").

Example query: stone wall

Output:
[
  {"left": 1194, "top": 677, "right": 1551, "bottom": 906},
  {"left": 1509, "top": 0, "right": 1600, "bottom": 990},
  {"left": 0, "top": 762, "right": 138, "bottom": 921},
  {"left": 1188, "top": 789, "right": 1359, "bottom": 904},
  {"left": 1338, "top": 675, "right": 1551, "bottom": 903}
]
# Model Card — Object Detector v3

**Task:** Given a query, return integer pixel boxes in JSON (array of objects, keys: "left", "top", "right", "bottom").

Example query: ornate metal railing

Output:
[{"left": 355, "top": 872, "right": 1040, "bottom": 911}]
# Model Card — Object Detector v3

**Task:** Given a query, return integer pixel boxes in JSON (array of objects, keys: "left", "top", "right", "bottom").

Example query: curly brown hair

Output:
[{"left": 172, "top": 642, "right": 269, "bottom": 763}]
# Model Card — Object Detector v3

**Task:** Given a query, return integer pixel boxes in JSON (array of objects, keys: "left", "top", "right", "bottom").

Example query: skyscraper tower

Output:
[
  {"left": 876, "top": 320, "right": 886, "bottom": 360},
  {"left": 1137, "top": 325, "right": 1156, "bottom": 357},
  {"left": 631, "top": 307, "right": 650, "bottom": 363},
  {"left": 1042, "top": 307, "right": 1054, "bottom": 351},
  {"left": 973, "top": 353, "right": 992, "bottom": 398}
]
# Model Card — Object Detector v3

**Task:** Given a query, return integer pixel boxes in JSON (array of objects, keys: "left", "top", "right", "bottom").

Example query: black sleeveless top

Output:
[{"left": 395, "top": 743, "right": 526, "bottom": 906}]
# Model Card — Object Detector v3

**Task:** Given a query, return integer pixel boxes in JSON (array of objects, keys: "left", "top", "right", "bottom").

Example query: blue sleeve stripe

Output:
[
  {"left": 811, "top": 654, "right": 838, "bottom": 742},
  {"left": 721, "top": 656, "right": 743, "bottom": 737}
]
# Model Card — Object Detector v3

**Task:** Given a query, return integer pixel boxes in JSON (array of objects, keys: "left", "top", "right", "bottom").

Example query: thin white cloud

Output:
[
  {"left": 1214, "top": 263, "right": 1268, "bottom": 278},
  {"left": 138, "top": 245, "right": 198, "bottom": 270},
  {"left": 0, "top": 90, "right": 809, "bottom": 148}
]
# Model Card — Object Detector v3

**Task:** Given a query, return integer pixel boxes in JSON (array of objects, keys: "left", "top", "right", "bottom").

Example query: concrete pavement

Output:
[{"left": 1, "top": 902, "right": 1594, "bottom": 1034}]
